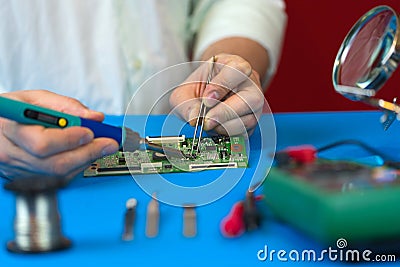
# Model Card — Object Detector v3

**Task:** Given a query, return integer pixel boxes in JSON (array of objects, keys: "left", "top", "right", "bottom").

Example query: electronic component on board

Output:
[{"left": 146, "top": 135, "right": 186, "bottom": 144}]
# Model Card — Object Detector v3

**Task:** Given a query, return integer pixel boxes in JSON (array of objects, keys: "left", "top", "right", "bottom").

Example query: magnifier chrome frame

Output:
[{"left": 333, "top": 5, "right": 400, "bottom": 129}]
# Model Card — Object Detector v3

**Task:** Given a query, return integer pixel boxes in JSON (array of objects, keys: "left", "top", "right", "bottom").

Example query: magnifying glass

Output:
[{"left": 333, "top": 5, "right": 400, "bottom": 129}]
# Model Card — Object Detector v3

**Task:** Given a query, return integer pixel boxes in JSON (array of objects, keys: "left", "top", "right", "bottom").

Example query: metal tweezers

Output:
[{"left": 191, "top": 56, "right": 216, "bottom": 156}]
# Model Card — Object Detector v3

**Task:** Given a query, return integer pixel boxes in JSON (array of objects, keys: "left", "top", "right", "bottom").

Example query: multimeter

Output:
[{"left": 263, "top": 160, "right": 400, "bottom": 247}]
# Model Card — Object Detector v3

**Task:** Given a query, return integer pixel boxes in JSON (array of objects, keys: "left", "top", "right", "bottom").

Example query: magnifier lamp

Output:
[{"left": 333, "top": 5, "right": 400, "bottom": 130}]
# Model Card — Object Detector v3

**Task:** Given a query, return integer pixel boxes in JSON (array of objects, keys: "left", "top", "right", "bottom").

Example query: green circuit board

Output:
[{"left": 84, "top": 135, "right": 248, "bottom": 177}]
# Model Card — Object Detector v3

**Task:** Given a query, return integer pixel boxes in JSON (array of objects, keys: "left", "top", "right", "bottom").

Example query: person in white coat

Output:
[{"left": 0, "top": 0, "right": 287, "bottom": 180}]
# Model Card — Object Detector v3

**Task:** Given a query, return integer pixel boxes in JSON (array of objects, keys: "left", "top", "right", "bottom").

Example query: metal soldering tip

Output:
[
  {"left": 122, "top": 198, "right": 137, "bottom": 241},
  {"left": 126, "top": 198, "right": 137, "bottom": 209},
  {"left": 122, "top": 127, "right": 142, "bottom": 152}
]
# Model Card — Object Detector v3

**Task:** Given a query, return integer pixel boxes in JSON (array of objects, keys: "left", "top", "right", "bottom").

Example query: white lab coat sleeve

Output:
[{"left": 191, "top": 0, "right": 287, "bottom": 84}]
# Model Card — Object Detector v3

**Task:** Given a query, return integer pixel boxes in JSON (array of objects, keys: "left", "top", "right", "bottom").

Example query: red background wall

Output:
[{"left": 265, "top": 1, "right": 400, "bottom": 112}]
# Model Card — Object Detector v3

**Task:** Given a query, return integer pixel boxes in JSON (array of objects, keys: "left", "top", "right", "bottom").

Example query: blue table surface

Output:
[{"left": 1, "top": 111, "right": 400, "bottom": 266}]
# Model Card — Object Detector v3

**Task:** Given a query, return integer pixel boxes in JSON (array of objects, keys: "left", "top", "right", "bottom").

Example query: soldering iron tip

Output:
[
  {"left": 126, "top": 198, "right": 137, "bottom": 209},
  {"left": 123, "top": 127, "right": 142, "bottom": 152}
]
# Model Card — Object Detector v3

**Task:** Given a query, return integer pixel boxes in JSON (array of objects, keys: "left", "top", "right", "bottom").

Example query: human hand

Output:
[
  {"left": 0, "top": 90, "right": 119, "bottom": 180},
  {"left": 170, "top": 54, "right": 265, "bottom": 136}
]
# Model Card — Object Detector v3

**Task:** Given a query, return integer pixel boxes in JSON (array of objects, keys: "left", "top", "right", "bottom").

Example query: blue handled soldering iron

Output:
[{"left": 0, "top": 96, "right": 185, "bottom": 157}]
